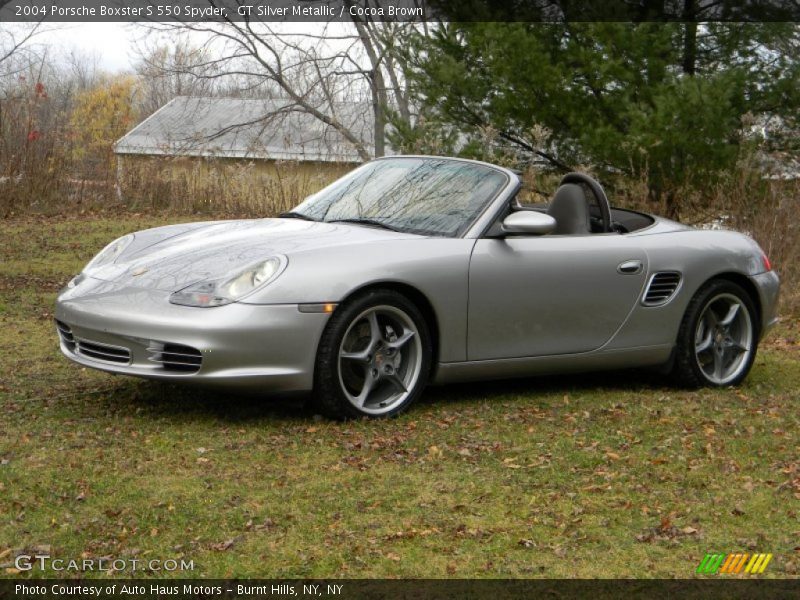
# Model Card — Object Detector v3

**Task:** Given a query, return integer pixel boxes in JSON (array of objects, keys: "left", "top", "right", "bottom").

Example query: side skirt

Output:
[{"left": 432, "top": 344, "right": 674, "bottom": 384}]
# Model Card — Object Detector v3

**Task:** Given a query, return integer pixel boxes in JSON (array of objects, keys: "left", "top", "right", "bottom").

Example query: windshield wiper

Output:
[
  {"left": 327, "top": 218, "right": 402, "bottom": 232},
  {"left": 279, "top": 211, "right": 317, "bottom": 221}
]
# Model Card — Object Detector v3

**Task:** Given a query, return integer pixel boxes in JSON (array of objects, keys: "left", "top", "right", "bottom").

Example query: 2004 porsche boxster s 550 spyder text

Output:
[{"left": 55, "top": 156, "right": 780, "bottom": 418}]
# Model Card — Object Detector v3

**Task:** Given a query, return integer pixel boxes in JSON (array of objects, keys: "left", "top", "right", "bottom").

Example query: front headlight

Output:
[
  {"left": 169, "top": 256, "right": 286, "bottom": 307},
  {"left": 85, "top": 234, "right": 134, "bottom": 271}
]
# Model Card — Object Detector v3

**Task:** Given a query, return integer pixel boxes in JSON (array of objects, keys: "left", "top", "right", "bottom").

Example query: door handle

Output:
[{"left": 617, "top": 260, "right": 643, "bottom": 274}]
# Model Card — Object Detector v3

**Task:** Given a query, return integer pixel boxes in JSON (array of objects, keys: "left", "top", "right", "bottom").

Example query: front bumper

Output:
[{"left": 54, "top": 279, "right": 330, "bottom": 392}]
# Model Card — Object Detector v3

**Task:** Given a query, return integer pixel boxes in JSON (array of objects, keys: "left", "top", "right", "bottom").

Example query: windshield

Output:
[{"left": 290, "top": 157, "right": 509, "bottom": 237}]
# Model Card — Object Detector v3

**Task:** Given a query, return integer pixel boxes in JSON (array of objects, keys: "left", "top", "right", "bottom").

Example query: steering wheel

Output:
[{"left": 559, "top": 172, "right": 612, "bottom": 233}]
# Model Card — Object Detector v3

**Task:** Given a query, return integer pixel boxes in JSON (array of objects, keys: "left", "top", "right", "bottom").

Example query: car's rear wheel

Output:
[
  {"left": 672, "top": 279, "right": 759, "bottom": 388},
  {"left": 313, "top": 289, "right": 432, "bottom": 419}
]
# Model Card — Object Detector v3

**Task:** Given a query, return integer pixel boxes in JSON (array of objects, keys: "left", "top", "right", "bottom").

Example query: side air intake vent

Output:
[{"left": 643, "top": 272, "right": 681, "bottom": 306}]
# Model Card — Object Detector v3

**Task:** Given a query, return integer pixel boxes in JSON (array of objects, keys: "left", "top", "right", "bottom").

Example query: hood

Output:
[{"left": 87, "top": 218, "right": 419, "bottom": 292}]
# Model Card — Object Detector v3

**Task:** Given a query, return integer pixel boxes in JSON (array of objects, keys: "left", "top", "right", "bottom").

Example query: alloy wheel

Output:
[
  {"left": 337, "top": 305, "right": 423, "bottom": 416},
  {"left": 694, "top": 292, "right": 754, "bottom": 385}
]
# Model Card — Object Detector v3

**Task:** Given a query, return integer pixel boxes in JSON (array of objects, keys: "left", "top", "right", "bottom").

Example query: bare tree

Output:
[
  {"left": 139, "top": 5, "right": 428, "bottom": 160},
  {"left": 61, "top": 47, "right": 101, "bottom": 92},
  {"left": 0, "top": 23, "right": 43, "bottom": 78},
  {"left": 134, "top": 39, "right": 223, "bottom": 117}
]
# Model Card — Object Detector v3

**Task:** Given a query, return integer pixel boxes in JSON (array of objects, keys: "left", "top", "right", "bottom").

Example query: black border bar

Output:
[
  {"left": 3, "top": 579, "right": 800, "bottom": 600},
  {"left": 2, "top": 0, "right": 800, "bottom": 23}
]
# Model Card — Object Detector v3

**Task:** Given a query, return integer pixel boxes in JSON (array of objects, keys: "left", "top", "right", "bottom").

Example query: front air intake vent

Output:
[
  {"left": 147, "top": 343, "right": 203, "bottom": 373},
  {"left": 643, "top": 272, "right": 682, "bottom": 306},
  {"left": 76, "top": 339, "right": 131, "bottom": 364},
  {"left": 55, "top": 320, "right": 76, "bottom": 352}
]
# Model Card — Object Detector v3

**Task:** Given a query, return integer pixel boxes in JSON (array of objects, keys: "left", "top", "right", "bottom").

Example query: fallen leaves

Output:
[
  {"left": 210, "top": 538, "right": 237, "bottom": 552},
  {"left": 776, "top": 463, "right": 800, "bottom": 499},
  {"left": 581, "top": 484, "right": 610, "bottom": 493},
  {"left": 636, "top": 519, "right": 702, "bottom": 544},
  {"left": 681, "top": 526, "right": 699, "bottom": 535},
  {"left": 253, "top": 518, "right": 277, "bottom": 532},
  {"left": 383, "top": 528, "right": 438, "bottom": 542}
]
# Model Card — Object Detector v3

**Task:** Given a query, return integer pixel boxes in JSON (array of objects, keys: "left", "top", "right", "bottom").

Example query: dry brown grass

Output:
[
  {"left": 1, "top": 156, "right": 347, "bottom": 220},
  {"left": 716, "top": 176, "right": 800, "bottom": 317},
  {"left": 117, "top": 156, "right": 351, "bottom": 216}
]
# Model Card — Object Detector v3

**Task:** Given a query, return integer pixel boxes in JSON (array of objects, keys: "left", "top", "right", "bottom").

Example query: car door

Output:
[{"left": 467, "top": 234, "right": 648, "bottom": 360}]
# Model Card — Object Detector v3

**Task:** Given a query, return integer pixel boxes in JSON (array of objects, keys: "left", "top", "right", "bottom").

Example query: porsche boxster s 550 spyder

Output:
[{"left": 55, "top": 156, "right": 780, "bottom": 418}]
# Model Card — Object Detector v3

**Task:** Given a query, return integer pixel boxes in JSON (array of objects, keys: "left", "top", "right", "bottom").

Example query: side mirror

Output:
[{"left": 501, "top": 211, "right": 556, "bottom": 236}]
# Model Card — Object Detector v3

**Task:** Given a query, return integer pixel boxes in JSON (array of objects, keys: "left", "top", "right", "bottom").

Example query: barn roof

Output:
[{"left": 114, "top": 96, "right": 375, "bottom": 162}]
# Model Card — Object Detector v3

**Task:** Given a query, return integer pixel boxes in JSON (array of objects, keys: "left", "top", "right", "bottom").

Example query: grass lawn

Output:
[{"left": 1, "top": 215, "right": 798, "bottom": 579}]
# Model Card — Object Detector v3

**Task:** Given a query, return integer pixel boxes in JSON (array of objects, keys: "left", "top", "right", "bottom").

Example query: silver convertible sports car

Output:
[{"left": 55, "top": 156, "right": 780, "bottom": 418}]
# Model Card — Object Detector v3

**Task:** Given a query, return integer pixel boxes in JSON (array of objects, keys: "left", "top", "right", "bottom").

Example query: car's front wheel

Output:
[
  {"left": 672, "top": 279, "right": 759, "bottom": 388},
  {"left": 313, "top": 289, "right": 432, "bottom": 419}
]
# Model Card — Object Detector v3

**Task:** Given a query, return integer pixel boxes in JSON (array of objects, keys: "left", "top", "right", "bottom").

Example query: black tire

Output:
[
  {"left": 671, "top": 279, "right": 759, "bottom": 388},
  {"left": 312, "top": 289, "right": 433, "bottom": 419}
]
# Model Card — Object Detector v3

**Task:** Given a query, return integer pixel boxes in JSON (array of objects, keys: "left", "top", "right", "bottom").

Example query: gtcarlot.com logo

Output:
[
  {"left": 696, "top": 553, "right": 773, "bottom": 575},
  {"left": 14, "top": 554, "right": 194, "bottom": 572}
]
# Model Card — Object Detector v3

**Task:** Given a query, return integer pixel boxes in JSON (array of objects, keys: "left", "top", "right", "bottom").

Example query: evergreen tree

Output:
[{"left": 400, "top": 22, "right": 799, "bottom": 216}]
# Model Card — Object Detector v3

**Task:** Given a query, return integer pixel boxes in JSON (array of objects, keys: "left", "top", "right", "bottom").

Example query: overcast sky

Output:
[
  {"left": 37, "top": 21, "right": 343, "bottom": 73},
  {"left": 43, "top": 22, "right": 142, "bottom": 71}
]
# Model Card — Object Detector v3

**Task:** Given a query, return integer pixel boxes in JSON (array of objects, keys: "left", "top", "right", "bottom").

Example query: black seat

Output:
[{"left": 546, "top": 183, "right": 590, "bottom": 235}]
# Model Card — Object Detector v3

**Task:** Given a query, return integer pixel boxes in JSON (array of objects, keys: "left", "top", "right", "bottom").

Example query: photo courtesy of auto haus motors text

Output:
[
  {"left": 14, "top": 583, "right": 344, "bottom": 597},
  {"left": 1, "top": 0, "right": 799, "bottom": 599}
]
